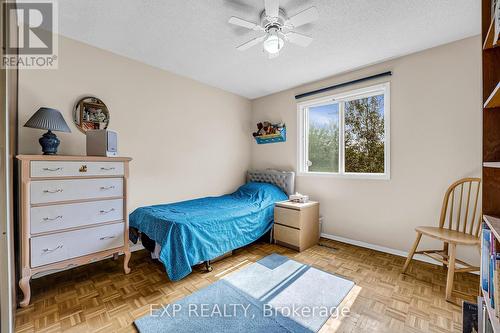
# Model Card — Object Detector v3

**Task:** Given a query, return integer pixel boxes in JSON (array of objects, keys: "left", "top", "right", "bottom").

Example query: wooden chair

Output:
[{"left": 402, "top": 178, "right": 481, "bottom": 302}]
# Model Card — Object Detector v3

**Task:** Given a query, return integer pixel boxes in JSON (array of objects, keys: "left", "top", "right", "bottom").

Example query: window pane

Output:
[
  {"left": 344, "top": 94, "right": 385, "bottom": 173},
  {"left": 308, "top": 103, "right": 339, "bottom": 173}
]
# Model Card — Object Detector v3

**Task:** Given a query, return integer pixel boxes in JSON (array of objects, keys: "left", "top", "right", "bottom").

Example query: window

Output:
[{"left": 298, "top": 82, "right": 390, "bottom": 179}]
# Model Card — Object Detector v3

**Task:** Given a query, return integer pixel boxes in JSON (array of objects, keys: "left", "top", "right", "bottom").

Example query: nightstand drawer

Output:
[
  {"left": 274, "top": 206, "right": 301, "bottom": 229},
  {"left": 274, "top": 224, "right": 300, "bottom": 247}
]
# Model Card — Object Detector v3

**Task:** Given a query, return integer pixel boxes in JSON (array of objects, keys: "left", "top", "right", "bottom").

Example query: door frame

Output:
[{"left": 1, "top": 1, "right": 18, "bottom": 331}]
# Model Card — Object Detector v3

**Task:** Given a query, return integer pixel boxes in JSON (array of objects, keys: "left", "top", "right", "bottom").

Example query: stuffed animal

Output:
[
  {"left": 252, "top": 122, "right": 265, "bottom": 137},
  {"left": 262, "top": 121, "right": 272, "bottom": 135},
  {"left": 253, "top": 121, "right": 283, "bottom": 137}
]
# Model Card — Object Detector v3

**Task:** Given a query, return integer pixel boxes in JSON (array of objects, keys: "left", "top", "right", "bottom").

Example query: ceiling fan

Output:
[{"left": 228, "top": 0, "right": 319, "bottom": 58}]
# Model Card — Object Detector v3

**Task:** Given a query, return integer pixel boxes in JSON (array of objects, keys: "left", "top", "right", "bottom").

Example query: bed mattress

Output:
[{"left": 129, "top": 182, "right": 287, "bottom": 280}]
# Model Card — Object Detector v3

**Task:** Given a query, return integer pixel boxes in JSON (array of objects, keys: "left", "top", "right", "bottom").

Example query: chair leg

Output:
[
  {"left": 445, "top": 243, "right": 456, "bottom": 302},
  {"left": 403, "top": 232, "right": 422, "bottom": 274},
  {"left": 443, "top": 242, "right": 449, "bottom": 269}
]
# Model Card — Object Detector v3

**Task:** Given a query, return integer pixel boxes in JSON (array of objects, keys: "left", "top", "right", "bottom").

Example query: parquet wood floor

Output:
[{"left": 14, "top": 238, "right": 479, "bottom": 333}]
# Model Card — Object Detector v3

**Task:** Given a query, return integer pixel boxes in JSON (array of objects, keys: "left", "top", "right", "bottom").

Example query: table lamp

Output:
[{"left": 24, "top": 107, "right": 71, "bottom": 155}]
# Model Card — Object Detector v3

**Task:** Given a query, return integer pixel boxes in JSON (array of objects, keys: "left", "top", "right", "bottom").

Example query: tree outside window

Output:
[{"left": 299, "top": 83, "right": 389, "bottom": 179}]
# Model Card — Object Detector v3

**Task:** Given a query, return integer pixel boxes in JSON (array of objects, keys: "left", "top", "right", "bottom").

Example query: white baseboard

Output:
[{"left": 320, "top": 232, "right": 477, "bottom": 273}]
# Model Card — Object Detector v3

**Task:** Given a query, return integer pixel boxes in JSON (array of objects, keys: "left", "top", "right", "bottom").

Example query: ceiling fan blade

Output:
[
  {"left": 265, "top": 0, "right": 279, "bottom": 17},
  {"left": 286, "top": 6, "right": 319, "bottom": 28},
  {"left": 237, "top": 35, "right": 267, "bottom": 51},
  {"left": 228, "top": 16, "right": 263, "bottom": 31},
  {"left": 285, "top": 32, "right": 313, "bottom": 47}
]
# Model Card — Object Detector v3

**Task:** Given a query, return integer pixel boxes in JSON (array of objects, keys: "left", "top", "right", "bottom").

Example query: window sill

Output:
[{"left": 297, "top": 171, "right": 390, "bottom": 180}]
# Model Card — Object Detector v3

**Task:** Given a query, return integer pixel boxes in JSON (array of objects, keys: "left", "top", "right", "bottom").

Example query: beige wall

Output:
[
  {"left": 18, "top": 35, "right": 252, "bottom": 210},
  {"left": 251, "top": 36, "right": 482, "bottom": 262},
  {"left": 18, "top": 34, "right": 482, "bottom": 264}
]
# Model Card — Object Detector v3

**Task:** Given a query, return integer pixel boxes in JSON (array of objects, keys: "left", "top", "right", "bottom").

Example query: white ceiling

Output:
[{"left": 58, "top": 0, "right": 480, "bottom": 99}]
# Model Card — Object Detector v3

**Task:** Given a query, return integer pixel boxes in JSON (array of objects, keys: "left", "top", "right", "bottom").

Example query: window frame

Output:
[{"left": 297, "top": 82, "right": 390, "bottom": 180}]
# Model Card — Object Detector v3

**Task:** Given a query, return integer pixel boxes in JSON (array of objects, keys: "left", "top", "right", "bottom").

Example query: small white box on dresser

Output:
[
  {"left": 86, "top": 130, "right": 118, "bottom": 157},
  {"left": 16, "top": 155, "right": 132, "bottom": 308}
]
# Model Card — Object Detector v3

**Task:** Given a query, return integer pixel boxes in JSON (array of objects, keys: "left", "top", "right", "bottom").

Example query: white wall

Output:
[
  {"left": 251, "top": 36, "right": 482, "bottom": 263},
  {"left": 18, "top": 35, "right": 252, "bottom": 211}
]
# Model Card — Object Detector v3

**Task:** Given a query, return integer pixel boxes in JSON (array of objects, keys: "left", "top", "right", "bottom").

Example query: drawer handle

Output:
[
  {"left": 42, "top": 167, "right": 62, "bottom": 172},
  {"left": 42, "top": 215, "right": 63, "bottom": 222},
  {"left": 43, "top": 189, "right": 63, "bottom": 194},
  {"left": 100, "top": 236, "right": 116, "bottom": 240},
  {"left": 99, "top": 208, "right": 115, "bottom": 214},
  {"left": 42, "top": 244, "right": 63, "bottom": 254},
  {"left": 100, "top": 167, "right": 116, "bottom": 171},
  {"left": 100, "top": 186, "right": 115, "bottom": 190}
]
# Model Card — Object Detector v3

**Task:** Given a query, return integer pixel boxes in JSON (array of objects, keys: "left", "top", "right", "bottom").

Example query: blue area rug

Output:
[{"left": 134, "top": 254, "right": 354, "bottom": 333}]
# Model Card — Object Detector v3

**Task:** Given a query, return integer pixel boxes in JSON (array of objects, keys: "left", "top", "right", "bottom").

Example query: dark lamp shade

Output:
[{"left": 24, "top": 107, "right": 71, "bottom": 133}]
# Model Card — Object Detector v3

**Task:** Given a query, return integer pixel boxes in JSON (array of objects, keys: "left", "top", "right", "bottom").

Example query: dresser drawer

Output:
[
  {"left": 30, "top": 199, "right": 123, "bottom": 234},
  {"left": 274, "top": 206, "right": 301, "bottom": 229},
  {"left": 31, "top": 178, "right": 123, "bottom": 204},
  {"left": 31, "top": 222, "right": 124, "bottom": 267},
  {"left": 274, "top": 224, "right": 300, "bottom": 247},
  {"left": 31, "top": 161, "right": 124, "bottom": 178}
]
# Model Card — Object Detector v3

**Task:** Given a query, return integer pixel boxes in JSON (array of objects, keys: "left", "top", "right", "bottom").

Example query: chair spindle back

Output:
[{"left": 438, "top": 178, "right": 481, "bottom": 237}]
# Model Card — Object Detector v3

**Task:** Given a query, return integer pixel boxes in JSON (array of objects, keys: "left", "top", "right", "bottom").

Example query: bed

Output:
[{"left": 129, "top": 170, "right": 295, "bottom": 281}]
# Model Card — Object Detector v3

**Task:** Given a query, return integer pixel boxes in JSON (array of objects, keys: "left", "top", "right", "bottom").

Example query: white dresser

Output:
[{"left": 16, "top": 155, "right": 132, "bottom": 307}]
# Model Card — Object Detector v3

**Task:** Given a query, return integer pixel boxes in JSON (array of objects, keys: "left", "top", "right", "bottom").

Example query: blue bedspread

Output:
[{"left": 129, "top": 182, "right": 288, "bottom": 281}]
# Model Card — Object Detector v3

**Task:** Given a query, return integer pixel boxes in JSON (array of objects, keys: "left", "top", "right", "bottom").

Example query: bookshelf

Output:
[
  {"left": 480, "top": 217, "right": 500, "bottom": 332},
  {"left": 481, "top": 0, "right": 500, "bottom": 331},
  {"left": 482, "top": 0, "right": 500, "bottom": 217}
]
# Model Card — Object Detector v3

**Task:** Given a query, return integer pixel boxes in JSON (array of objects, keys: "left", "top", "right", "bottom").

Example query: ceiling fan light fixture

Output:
[
  {"left": 228, "top": 1, "right": 318, "bottom": 57},
  {"left": 263, "top": 31, "right": 284, "bottom": 54}
]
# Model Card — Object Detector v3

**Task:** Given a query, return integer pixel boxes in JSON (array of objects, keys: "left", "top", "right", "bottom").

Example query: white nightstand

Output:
[{"left": 273, "top": 200, "right": 319, "bottom": 252}]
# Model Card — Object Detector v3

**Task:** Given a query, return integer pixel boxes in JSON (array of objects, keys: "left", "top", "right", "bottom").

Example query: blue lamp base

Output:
[{"left": 39, "top": 130, "right": 60, "bottom": 155}]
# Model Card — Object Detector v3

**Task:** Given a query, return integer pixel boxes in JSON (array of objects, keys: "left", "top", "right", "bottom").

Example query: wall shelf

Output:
[
  {"left": 484, "top": 19, "right": 500, "bottom": 50},
  {"left": 254, "top": 127, "right": 286, "bottom": 144},
  {"left": 485, "top": 82, "right": 500, "bottom": 109}
]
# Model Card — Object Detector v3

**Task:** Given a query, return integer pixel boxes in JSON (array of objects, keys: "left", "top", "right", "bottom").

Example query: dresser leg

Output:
[
  {"left": 123, "top": 250, "right": 131, "bottom": 274},
  {"left": 19, "top": 273, "right": 31, "bottom": 308}
]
